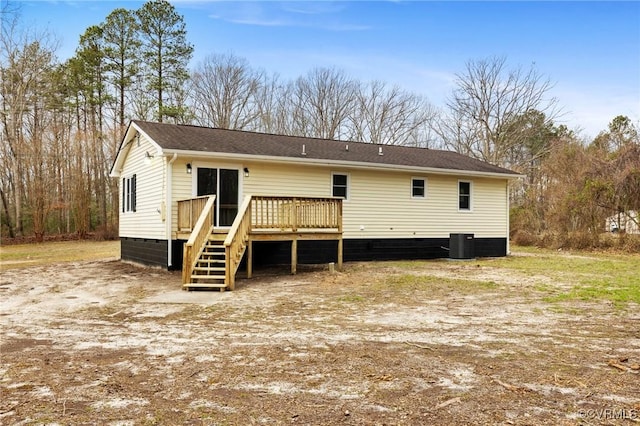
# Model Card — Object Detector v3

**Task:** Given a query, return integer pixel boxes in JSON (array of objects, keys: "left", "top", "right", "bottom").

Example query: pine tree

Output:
[{"left": 136, "top": 0, "right": 193, "bottom": 122}]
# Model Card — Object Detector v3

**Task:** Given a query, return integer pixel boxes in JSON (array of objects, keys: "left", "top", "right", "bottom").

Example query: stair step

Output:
[
  {"left": 193, "top": 266, "right": 226, "bottom": 272},
  {"left": 183, "top": 283, "right": 227, "bottom": 291},
  {"left": 185, "top": 283, "right": 227, "bottom": 287},
  {"left": 190, "top": 274, "right": 226, "bottom": 280}
]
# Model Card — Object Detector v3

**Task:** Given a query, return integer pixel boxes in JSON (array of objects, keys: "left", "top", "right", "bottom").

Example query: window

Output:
[
  {"left": 122, "top": 174, "right": 137, "bottom": 213},
  {"left": 332, "top": 173, "right": 348, "bottom": 199},
  {"left": 458, "top": 181, "right": 471, "bottom": 211},
  {"left": 412, "top": 178, "right": 426, "bottom": 198}
]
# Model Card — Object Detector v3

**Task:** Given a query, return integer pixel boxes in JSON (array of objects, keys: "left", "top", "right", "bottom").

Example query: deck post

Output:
[
  {"left": 247, "top": 239, "right": 253, "bottom": 279},
  {"left": 291, "top": 237, "right": 297, "bottom": 274},
  {"left": 337, "top": 236, "right": 343, "bottom": 271}
]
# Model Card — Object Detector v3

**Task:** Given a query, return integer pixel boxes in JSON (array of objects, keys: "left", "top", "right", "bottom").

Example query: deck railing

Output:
[
  {"left": 182, "top": 195, "right": 216, "bottom": 284},
  {"left": 177, "top": 196, "right": 211, "bottom": 232},
  {"left": 251, "top": 196, "right": 342, "bottom": 232},
  {"left": 223, "top": 195, "right": 252, "bottom": 290}
]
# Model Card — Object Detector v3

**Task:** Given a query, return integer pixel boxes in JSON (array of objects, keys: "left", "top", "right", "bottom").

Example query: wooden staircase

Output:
[
  {"left": 182, "top": 195, "right": 251, "bottom": 292},
  {"left": 184, "top": 234, "right": 249, "bottom": 291},
  {"left": 187, "top": 240, "right": 227, "bottom": 290}
]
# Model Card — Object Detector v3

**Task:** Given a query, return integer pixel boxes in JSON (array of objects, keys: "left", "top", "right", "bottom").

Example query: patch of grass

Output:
[
  {"left": 380, "top": 273, "right": 499, "bottom": 293},
  {"left": 337, "top": 294, "right": 365, "bottom": 303},
  {"left": 490, "top": 248, "right": 640, "bottom": 307},
  {"left": 0, "top": 240, "right": 119, "bottom": 270},
  {"left": 546, "top": 282, "right": 640, "bottom": 307}
]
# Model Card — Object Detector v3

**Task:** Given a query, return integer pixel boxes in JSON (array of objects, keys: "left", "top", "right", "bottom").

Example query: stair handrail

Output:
[
  {"left": 182, "top": 195, "right": 216, "bottom": 284},
  {"left": 223, "top": 195, "right": 252, "bottom": 290}
]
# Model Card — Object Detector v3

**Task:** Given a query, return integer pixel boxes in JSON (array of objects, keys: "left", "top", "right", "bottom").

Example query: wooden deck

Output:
[{"left": 177, "top": 195, "right": 343, "bottom": 290}]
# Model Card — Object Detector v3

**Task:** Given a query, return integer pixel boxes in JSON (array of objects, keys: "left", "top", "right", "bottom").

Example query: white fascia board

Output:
[
  {"left": 160, "top": 148, "right": 524, "bottom": 180},
  {"left": 109, "top": 122, "right": 164, "bottom": 177}
]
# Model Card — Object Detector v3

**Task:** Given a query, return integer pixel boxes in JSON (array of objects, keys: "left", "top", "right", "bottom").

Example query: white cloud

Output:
[{"left": 206, "top": 1, "right": 370, "bottom": 31}]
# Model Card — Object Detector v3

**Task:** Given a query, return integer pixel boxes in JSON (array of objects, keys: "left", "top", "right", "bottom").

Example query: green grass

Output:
[
  {"left": 0, "top": 240, "right": 119, "bottom": 270},
  {"left": 488, "top": 247, "right": 640, "bottom": 306}
]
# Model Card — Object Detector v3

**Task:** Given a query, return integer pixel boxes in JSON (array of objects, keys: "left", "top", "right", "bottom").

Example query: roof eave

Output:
[
  {"left": 110, "top": 122, "right": 164, "bottom": 177},
  {"left": 109, "top": 122, "right": 137, "bottom": 178},
  {"left": 160, "top": 148, "right": 524, "bottom": 180}
]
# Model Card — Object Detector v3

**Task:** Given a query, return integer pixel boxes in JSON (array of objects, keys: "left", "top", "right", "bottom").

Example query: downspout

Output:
[
  {"left": 506, "top": 180, "right": 510, "bottom": 255},
  {"left": 166, "top": 153, "right": 178, "bottom": 268}
]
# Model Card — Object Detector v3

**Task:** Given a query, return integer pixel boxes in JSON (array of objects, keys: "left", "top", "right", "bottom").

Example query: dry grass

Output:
[{"left": 0, "top": 240, "right": 120, "bottom": 270}]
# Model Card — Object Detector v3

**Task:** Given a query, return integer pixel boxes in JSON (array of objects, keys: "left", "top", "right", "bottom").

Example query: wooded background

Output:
[{"left": 1, "top": 0, "right": 638, "bottom": 248}]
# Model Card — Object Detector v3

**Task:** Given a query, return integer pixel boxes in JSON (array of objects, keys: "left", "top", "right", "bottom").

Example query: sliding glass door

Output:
[{"left": 196, "top": 167, "right": 239, "bottom": 227}]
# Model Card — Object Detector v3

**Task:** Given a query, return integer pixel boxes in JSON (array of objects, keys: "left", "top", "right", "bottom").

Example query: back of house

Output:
[{"left": 110, "top": 120, "right": 521, "bottom": 273}]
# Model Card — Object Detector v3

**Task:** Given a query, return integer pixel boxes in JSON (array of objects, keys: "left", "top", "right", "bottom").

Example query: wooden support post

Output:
[
  {"left": 247, "top": 239, "right": 253, "bottom": 279},
  {"left": 291, "top": 238, "right": 297, "bottom": 275},
  {"left": 225, "top": 245, "right": 235, "bottom": 291},
  {"left": 337, "top": 237, "right": 343, "bottom": 271}
]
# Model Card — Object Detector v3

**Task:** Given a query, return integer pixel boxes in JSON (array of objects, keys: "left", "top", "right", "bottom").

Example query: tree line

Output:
[{"left": 1, "top": 0, "right": 638, "bottom": 249}]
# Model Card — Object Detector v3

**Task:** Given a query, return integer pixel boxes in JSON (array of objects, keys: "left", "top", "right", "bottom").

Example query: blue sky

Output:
[{"left": 17, "top": 0, "right": 640, "bottom": 139}]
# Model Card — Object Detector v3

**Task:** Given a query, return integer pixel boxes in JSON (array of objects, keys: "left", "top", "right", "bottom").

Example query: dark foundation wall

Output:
[
  {"left": 126, "top": 237, "right": 508, "bottom": 270},
  {"left": 250, "top": 237, "right": 507, "bottom": 267},
  {"left": 474, "top": 238, "right": 507, "bottom": 258},
  {"left": 120, "top": 237, "right": 168, "bottom": 268}
]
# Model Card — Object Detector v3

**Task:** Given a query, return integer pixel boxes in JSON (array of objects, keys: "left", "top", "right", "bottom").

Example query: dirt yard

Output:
[{"left": 1, "top": 251, "right": 639, "bottom": 425}]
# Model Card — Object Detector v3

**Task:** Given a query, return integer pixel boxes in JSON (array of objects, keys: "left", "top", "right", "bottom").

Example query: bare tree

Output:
[
  {"left": 252, "top": 73, "right": 289, "bottom": 134},
  {"left": 289, "top": 67, "right": 356, "bottom": 139},
  {"left": 190, "top": 53, "right": 264, "bottom": 129},
  {"left": 347, "top": 80, "right": 436, "bottom": 145},
  {"left": 0, "top": 14, "right": 58, "bottom": 238},
  {"left": 436, "top": 56, "right": 558, "bottom": 168}
]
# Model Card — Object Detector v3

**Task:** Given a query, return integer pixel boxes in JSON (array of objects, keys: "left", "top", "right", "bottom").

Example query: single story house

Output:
[{"left": 110, "top": 120, "right": 521, "bottom": 290}]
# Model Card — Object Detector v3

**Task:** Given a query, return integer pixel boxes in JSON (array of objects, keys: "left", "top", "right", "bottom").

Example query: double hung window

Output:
[
  {"left": 122, "top": 174, "right": 137, "bottom": 213},
  {"left": 459, "top": 181, "right": 471, "bottom": 211},
  {"left": 332, "top": 173, "right": 348, "bottom": 199},
  {"left": 412, "top": 178, "right": 426, "bottom": 198}
]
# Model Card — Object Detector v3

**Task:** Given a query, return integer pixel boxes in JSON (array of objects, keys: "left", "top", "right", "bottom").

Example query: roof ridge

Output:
[{"left": 132, "top": 119, "right": 448, "bottom": 153}]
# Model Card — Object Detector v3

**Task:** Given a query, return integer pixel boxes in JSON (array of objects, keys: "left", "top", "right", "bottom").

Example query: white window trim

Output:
[
  {"left": 411, "top": 177, "right": 427, "bottom": 199},
  {"left": 331, "top": 172, "right": 350, "bottom": 201},
  {"left": 458, "top": 180, "right": 472, "bottom": 212},
  {"left": 122, "top": 174, "right": 136, "bottom": 213}
]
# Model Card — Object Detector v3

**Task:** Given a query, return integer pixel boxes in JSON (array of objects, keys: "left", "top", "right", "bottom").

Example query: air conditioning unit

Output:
[{"left": 449, "top": 233, "right": 475, "bottom": 260}]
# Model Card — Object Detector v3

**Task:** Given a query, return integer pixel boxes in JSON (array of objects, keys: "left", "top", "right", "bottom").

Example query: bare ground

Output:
[{"left": 1, "top": 255, "right": 639, "bottom": 425}]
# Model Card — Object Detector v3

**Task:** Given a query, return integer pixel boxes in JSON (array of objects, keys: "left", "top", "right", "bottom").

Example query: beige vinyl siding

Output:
[
  {"left": 239, "top": 162, "right": 508, "bottom": 239},
  {"left": 165, "top": 157, "right": 508, "bottom": 240},
  {"left": 243, "top": 161, "right": 329, "bottom": 198},
  {"left": 119, "top": 134, "right": 166, "bottom": 239},
  {"left": 171, "top": 158, "right": 195, "bottom": 237}
]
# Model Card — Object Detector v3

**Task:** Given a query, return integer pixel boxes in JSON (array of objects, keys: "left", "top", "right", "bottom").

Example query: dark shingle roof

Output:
[{"left": 134, "top": 120, "right": 518, "bottom": 177}]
